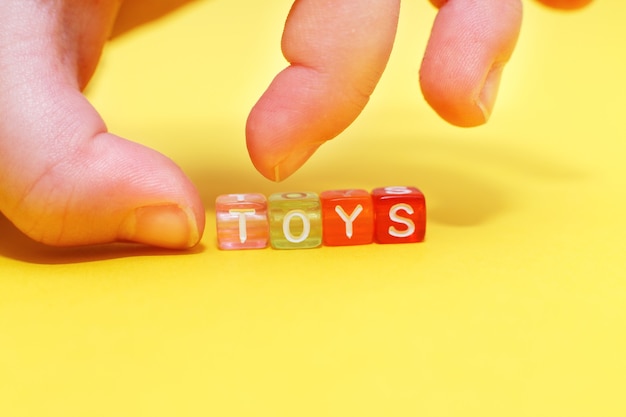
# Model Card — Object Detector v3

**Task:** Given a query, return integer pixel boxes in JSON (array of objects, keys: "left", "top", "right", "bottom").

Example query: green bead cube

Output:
[{"left": 268, "top": 192, "right": 322, "bottom": 249}]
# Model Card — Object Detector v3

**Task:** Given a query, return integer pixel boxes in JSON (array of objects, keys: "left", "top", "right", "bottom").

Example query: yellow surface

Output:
[{"left": 2, "top": 1, "right": 626, "bottom": 416}]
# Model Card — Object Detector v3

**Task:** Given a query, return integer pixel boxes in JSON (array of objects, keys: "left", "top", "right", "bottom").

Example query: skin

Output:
[{"left": 0, "top": 0, "right": 592, "bottom": 249}]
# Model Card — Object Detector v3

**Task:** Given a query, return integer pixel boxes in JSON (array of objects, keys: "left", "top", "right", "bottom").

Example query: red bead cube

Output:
[
  {"left": 320, "top": 189, "right": 374, "bottom": 246},
  {"left": 372, "top": 186, "right": 426, "bottom": 244}
]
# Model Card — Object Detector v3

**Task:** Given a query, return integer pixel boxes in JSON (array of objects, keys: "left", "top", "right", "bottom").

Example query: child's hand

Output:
[{"left": 0, "top": 0, "right": 591, "bottom": 249}]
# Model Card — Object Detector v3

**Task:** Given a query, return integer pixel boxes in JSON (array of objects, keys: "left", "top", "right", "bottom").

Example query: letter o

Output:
[
  {"left": 283, "top": 210, "right": 311, "bottom": 243},
  {"left": 282, "top": 192, "right": 308, "bottom": 200}
]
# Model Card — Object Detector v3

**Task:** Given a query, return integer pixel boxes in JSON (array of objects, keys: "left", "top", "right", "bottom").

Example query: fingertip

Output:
[
  {"left": 247, "top": 0, "right": 399, "bottom": 180},
  {"left": 118, "top": 204, "right": 202, "bottom": 249},
  {"left": 97, "top": 134, "right": 206, "bottom": 249},
  {"left": 420, "top": 0, "right": 522, "bottom": 127},
  {"left": 477, "top": 63, "right": 506, "bottom": 122},
  {"left": 246, "top": 66, "right": 356, "bottom": 182},
  {"left": 271, "top": 144, "right": 321, "bottom": 182},
  {"left": 246, "top": 118, "right": 321, "bottom": 183}
]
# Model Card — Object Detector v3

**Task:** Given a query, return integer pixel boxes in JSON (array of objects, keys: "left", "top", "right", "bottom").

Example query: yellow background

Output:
[{"left": 2, "top": 1, "right": 625, "bottom": 415}]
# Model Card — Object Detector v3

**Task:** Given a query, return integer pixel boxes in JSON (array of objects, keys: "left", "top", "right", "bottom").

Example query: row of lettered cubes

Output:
[{"left": 215, "top": 186, "right": 426, "bottom": 250}]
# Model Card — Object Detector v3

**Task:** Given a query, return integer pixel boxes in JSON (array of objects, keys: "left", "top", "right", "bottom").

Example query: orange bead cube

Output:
[{"left": 320, "top": 189, "right": 374, "bottom": 246}]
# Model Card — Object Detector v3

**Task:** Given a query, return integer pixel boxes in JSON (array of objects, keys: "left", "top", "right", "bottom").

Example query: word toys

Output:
[{"left": 216, "top": 186, "right": 425, "bottom": 250}]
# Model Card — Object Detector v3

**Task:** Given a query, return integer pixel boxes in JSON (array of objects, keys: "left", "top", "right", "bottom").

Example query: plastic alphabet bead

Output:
[
  {"left": 215, "top": 186, "right": 426, "bottom": 250},
  {"left": 215, "top": 193, "right": 269, "bottom": 250},
  {"left": 372, "top": 186, "right": 426, "bottom": 244},
  {"left": 268, "top": 192, "right": 323, "bottom": 249},
  {"left": 320, "top": 189, "right": 374, "bottom": 246}
]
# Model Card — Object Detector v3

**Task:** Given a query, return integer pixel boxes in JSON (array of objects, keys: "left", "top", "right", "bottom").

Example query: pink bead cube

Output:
[{"left": 215, "top": 193, "right": 269, "bottom": 250}]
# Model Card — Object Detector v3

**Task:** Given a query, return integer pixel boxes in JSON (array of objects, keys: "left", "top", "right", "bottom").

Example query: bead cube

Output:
[
  {"left": 268, "top": 192, "right": 322, "bottom": 249},
  {"left": 320, "top": 189, "right": 374, "bottom": 246},
  {"left": 215, "top": 193, "right": 269, "bottom": 250},
  {"left": 372, "top": 186, "right": 426, "bottom": 244}
]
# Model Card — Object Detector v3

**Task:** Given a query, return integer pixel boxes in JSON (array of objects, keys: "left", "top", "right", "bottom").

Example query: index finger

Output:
[{"left": 246, "top": 0, "right": 400, "bottom": 181}]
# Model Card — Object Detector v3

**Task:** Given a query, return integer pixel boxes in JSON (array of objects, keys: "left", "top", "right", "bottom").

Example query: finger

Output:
[
  {"left": 246, "top": 0, "right": 400, "bottom": 181},
  {"left": 420, "top": 0, "right": 523, "bottom": 127},
  {"left": 534, "top": 0, "right": 593, "bottom": 10},
  {"left": 0, "top": 0, "right": 204, "bottom": 248}
]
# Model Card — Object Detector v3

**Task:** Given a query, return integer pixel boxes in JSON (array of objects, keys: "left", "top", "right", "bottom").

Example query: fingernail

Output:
[
  {"left": 119, "top": 204, "right": 199, "bottom": 249},
  {"left": 274, "top": 165, "right": 282, "bottom": 182},
  {"left": 477, "top": 63, "right": 505, "bottom": 123},
  {"left": 269, "top": 144, "right": 322, "bottom": 182}
]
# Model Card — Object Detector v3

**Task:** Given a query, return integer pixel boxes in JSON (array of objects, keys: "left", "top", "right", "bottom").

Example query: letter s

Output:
[{"left": 388, "top": 203, "right": 415, "bottom": 238}]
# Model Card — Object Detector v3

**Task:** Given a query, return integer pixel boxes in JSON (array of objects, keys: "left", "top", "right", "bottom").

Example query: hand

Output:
[
  {"left": 246, "top": 0, "right": 592, "bottom": 181},
  {"left": 0, "top": 0, "right": 591, "bottom": 249}
]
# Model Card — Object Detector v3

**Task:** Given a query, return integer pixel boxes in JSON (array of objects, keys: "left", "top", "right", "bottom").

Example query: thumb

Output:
[{"left": 0, "top": 1, "right": 204, "bottom": 248}]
